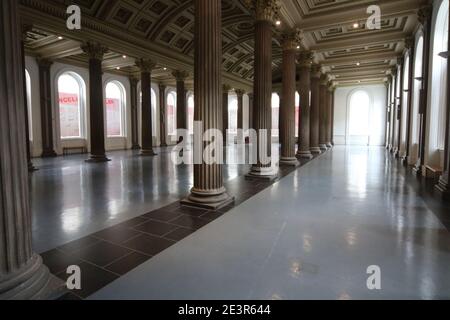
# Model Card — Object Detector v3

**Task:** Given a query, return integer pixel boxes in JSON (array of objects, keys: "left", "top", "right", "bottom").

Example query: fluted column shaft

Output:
[
  {"left": 297, "top": 51, "right": 313, "bottom": 159},
  {"left": 391, "top": 69, "right": 398, "bottom": 153},
  {"left": 82, "top": 42, "right": 109, "bottom": 162},
  {"left": 404, "top": 38, "right": 415, "bottom": 164},
  {"left": 222, "top": 85, "right": 230, "bottom": 144},
  {"left": 173, "top": 71, "right": 189, "bottom": 137},
  {"left": 0, "top": 0, "right": 61, "bottom": 299},
  {"left": 130, "top": 77, "right": 140, "bottom": 150},
  {"left": 326, "top": 85, "right": 334, "bottom": 148},
  {"left": 319, "top": 74, "right": 328, "bottom": 151},
  {"left": 279, "top": 39, "right": 299, "bottom": 165},
  {"left": 310, "top": 65, "right": 321, "bottom": 154},
  {"left": 37, "top": 59, "right": 57, "bottom": 158},
  {"left": 137, "top": 60, "right": 157, "bottom": 156},
  {"left": 248, "top": 93, "right": 254, "bottom": 130},
  {"left": 395, "top": 58, "right": 405, "bottom": 159},
  {"left": 331, "top": 88, "right": 335, "bottom": 145},
  {"left": 182, "top": 0, "right": 233, "bottom": 210},
  {"left": 159, "top": 84, "right": 167, "bottom": 147},
  {"left": 236, "top": 89, "right": 245, "bottom": 143}
]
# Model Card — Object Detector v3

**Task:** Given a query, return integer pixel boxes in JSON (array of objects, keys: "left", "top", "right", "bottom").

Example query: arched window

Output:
[
  {"left": 167, "top": 91, "right": 177, "bottom": 136},
  {"left": 401, "top": 54, "right": 410, "bottom": 152},
  {"left": 105, "top": 81, "right": 125, "bottom": 137},
  {"left": 412, "top": 36, "right": 424, "bottom": 146},
  {"left": 25, "top": 69, "right": 33, "bottom": 140},
  {"left": 430, "top": 0, "right": 449, "bottom": 151},
  {"left": 272, "top": 93, "right": 280, "bottom": 137},
  {"left": 58, "top": 72, "right": 84, "bottom": 139},
  {"left": 349, "top": 90, "right": 370, "bottom": 140},
  {"left": 228, "top": 94, "right": 238, "bottom": 134},
  {"left": 188, "top": 94, "right": 194, "bottom": 134},
  {"left": 295, "top": 91, "right": 300, "bottom": 137},
  {"left": 151, "top": 88, "right": 157, "bottom": 136}
]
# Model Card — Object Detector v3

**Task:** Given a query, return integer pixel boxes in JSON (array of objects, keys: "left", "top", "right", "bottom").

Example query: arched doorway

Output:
[{"left": 347, "top": 90, "right": 370, "bottom": 145}]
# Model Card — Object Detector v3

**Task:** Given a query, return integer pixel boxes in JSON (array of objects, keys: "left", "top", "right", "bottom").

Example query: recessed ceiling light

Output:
[
  {"left": 58, "top": 36, "right": 63, "bottom": 40},
  {"left": 296, "top": 45, "right": 300, "bottom": 49},
  {"left": 116, "top": 67, "right": 120, "bottom": 70},
  {"left": 353, "top": 23, "right": 359, "bottom": 29},
  {"left": 163, "top": 67, "right": 167, "bottom": 70},
  {"left": 122, "top": 55, "right": 127, "bottom": 59},
  {"left": 275, "top": 20, "right": 281, "bottom": 26},
  {"left": 356, "top": 62, "right": 360, "bottom": 66}
]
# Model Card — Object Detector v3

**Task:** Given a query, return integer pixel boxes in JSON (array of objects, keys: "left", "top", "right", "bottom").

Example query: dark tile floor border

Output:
[{"left": 49, "top": 153, "right": 324, "bottom": 300}]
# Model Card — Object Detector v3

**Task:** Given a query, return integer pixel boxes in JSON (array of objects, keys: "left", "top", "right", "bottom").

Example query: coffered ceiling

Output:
[{"left": 20, "top": 0, "right": 425, "bottom": 89}]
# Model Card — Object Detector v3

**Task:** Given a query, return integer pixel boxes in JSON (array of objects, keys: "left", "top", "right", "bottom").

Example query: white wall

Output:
[{"left": 334, "top": 84, "right": 387, "bottom": 146}]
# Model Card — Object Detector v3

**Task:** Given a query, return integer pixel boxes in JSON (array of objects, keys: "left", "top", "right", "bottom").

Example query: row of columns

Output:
[{"left": 385, "top": 4, "right": 450, "bottom": 199}]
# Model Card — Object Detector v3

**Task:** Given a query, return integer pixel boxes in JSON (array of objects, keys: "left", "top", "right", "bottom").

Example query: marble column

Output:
[
  {"left": 0, "top": 0, "right": 63, "bottom": 299},
  {"left": 390, "top": 68, "right": 398, "bottom": 154},
  {"left": 435, "top": 4, "right": 450, "bottom": 198},
  {"left": 37, "top": 58, "right": 57, "bottom": 158},
  {"left": 21, "top": 25, "right": 37, "bottom": 171},
  {"left": 136, "top": 59, "right": 157, "bottom": 156},
  {"left": 279, "top": 32, "right": 300, "bottom": 165},
  {"left": 331, "top": 87, "right": 335, "bottom": 145},
  {"left": 248, "top": 93, "right": 254, "bottom": 130},
  {"left": 415, "top": 5, "right": 432, "bottom": 175},
  {"left": 395, "top": 57, "right": 405, "bottom": 159},
  {"left": 159, "top": 84, "right": 167, "bottom": 147},
  {"left": 385, "top": 79, "right": 391, "bottom": 149},
  {"left": 296, "top": 50, "right": 313, "bottom": 159},
  {"left": 245, "top": 0, "right": 280, "bottom": 179},
  {"left": 310, "top": 64, "right": 322, "bottom": 154},
  {"left": 82, "top": 42, "right": 110, "bottom": 162},
  {"left": 181, "top": 0, "right": 233, "bottom": 210},
  {"left": 235, "top": 89, "right": 245, "bottom": 144},
  {"left": 326, "top": 84, "right": 334, "bottom": 148},
  {"left": 319, "top": 74, "right": 328, "bottom": 151},
  {"left": 222, "top": 84, "right": 231, "bottom": 144},
  {"left": 403, "top": 37, "right": 415, "bottom": 165},
  {"left": 130, "top": 77, "right": 140, "bottom": 150},
  {"left": 173, "top": 70, "right": 189, "bottom": 141}
]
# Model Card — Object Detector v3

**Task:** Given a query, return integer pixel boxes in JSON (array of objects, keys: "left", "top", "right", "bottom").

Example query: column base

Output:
[
  {"left": 401, "top": 156, "right": 409, "bottom": 167},
  {"left": 245, "top": 166, "right": 278, "bottom": 181},
  {"left": 0, "top": 254, "right": 66, "bottom": 300},
  {"left": 181, "top": 187, "right": 234, "bottom": 211},
  {"left": 394, "top": 150, "right": 400, "bottom": 159},
  {"left": 41, "top": 150, "right": 57, "bottom": 158},
  {"left": 296, "top": 150, "right": 313, "bottom": 159},
  {"left": 160, "top": 143, "right": 168, "bottom": 147},
  {"left": 131, "top": 144, "right": 141, "bottom": 150},
  {"left": 310, "top": 147, "right": 322, "bottom": 154},
  {"left": 435, "top": 175, "right": 450, "bottom": 200},
  {"left": 85, "top": 155, "right": 111, "bottom": 163},
  {"left": 280, "top": 157, "right": 300, "bottom": 166},
  {"left": 28, "top": 161, "right": 38, "bottom": 172},
  {"left": 326, "top": 142, "right": 333, "bottom": 148},
  {"left": 140, "top": 149, "right": 157, "bottom": 156},
  {"left": 319, "top": 144, "right": 328, "bottom": 152},
  {"left": 412, "top": 163, "right": 422, "bottom": 176}
]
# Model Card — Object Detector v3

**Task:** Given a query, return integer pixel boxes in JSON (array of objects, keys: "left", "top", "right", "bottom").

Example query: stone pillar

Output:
[
  {"left": 0, "top": 0, "right": 63, "bottom": 299},
  {"left": 136, "top": 59, "right": 157, "bottom": 156},
  {"left": 21, "top": 25, "right": 37, "bottom": 171},
  {"left": 296, "top": 50, "right": 313, "bottom": 159},
  {"left": 235, "top": 89, "right": 245, "bottom": 144},
  {"left": 435, "top": 3, "right": 450, "bottom": 198},
  {"left": 403, "top": 37, "right": 415, "bottom": 165},
  {"left": 37, "top": 58, "right": 57, "bottom": 158},
  {"left": 248, "top": 93, "right": 254, "bottom": 130},
  {"left": 331, "top": 87, "right": 335, "bottom": 145},
  {"left": 390, "top": 68, "right": 398, "bottom": 154},
  {"left": 159, "top": 84, "right": 167, "bottom": 147},
  {"left": 130, "top": 77, "right": 140, "bottom": 150},
  {"left": 245, "top": 0, "right": 280, "bottom": 179},
  {"left": 309, "top": 64, "right": 322, "bottom": 154},
  {"left": 385, "top": 80, "right": 391, "bottom": 149},
  {"left": 415, "top": 5, "right": 432, "bottom": 175},
  {"left": 395, "top": 57, "right": 405, "bottom": 159},
  {"left": 82, "top": 42, "right": 110, "bottom": 162},
  {"left": 181, "top": 0, "right": 233, "bottom": 210},
  {"left": 173, "top": 70, "right": 189, "bottom": 142},
  {"left": 319, "top": 74, "right": 328, "bottom": 151},
  {"left": 279, "top": 31, "right": 300, "bottom": 165},
  {"left": 222, "top": 84, "right": 231, "bottom": 144},
  {"left": 326, "top": 83, "right": 334, "bottom": 148}
]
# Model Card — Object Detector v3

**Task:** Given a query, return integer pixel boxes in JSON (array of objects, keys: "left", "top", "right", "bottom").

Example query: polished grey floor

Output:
[
  {"left": 90, "top": 146, "right": 450, "bottom": 300},
  {"left": 31, "top": 145, "right": 268, "bottom": 253}
]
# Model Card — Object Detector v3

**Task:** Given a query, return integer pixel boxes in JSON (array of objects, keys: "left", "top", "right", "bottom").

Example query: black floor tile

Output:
[
  {"left": 133, "top": 220, "right": 179, "bottom": 237},
  {"left": 200, "top": 211, "right": 225, "bottom": 221},
  {"left": 41, "top": 249, "right": 82, "bottom": 275},
  {"left": 143, "top": 209, "right": 183, "bottom": 222},
  {"left": 73, "top": 240, "right": 131, "bottom": 267},
  {"left": 169, "top": 215, "right": 209, "bottom": 230},
  {"left": 122, "top": 234, "right": 175, "bottom": 256},
  {"left": 115, "top": 216, "right": 148, "bottom": 228},
  {"left": 56, "top": 261, "right": 118, "bottom": 298},
  {"left": 172, "top": 206, "right": 210, "bottom": 217},
  {"left": 105, "top": 252, "right": 151, "bottom": 275},
  {"left": 57, "top": 236, "right": 100, "bottom": 255},
  {"left": 163, "top": 227, "right": 194, "bottom": 241},
  {"left": 92, "top": 226, "right": 143, "bottom": 244}
]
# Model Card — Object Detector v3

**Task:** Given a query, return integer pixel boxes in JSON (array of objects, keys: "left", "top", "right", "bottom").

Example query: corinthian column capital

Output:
[
  {"left": 136, "top": 58, "right": 157, "bottom": 73},
  {"left": 235, "top": 89, "right": 246, "bottom": 97},
  {"left": 81, "top": 42, "right": 108, "bottom": 60},
  {"left": 281, "top": 28, "right": 302, "bottom": 51},
  {"left": 244, "top": 0, "right": 281, "bottom": 22},
  {"left": 223, "top": 84, "right": 232, "bottom": 92},
  {"left": 311, "top": 63, "right": 322, "bottom": 78},
  {"left": 417, "top": 5, "right": 432, "bottom": 26},
  {"left": 298, "top": 51, "right": 314, "bottom": 67},
  {"left": 172, "top": 70, "right": 190, "bottom": 81},
  {"left": 404, "top": 36, "right": 414, "bottom": 50}
]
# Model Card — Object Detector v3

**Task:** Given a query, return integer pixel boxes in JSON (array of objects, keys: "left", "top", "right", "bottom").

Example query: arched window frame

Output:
[
  {"left": 346, "top": 89, "right": 372, "bottom": 145},
  {"left": 411, "top": 35, "right": 424, "bottom": 146},
  {"left": 271, "top": 92, "right": 280, "bottom": 137},
  {"left": 56, "top": 71, "right": 86, "bottom": 140},
  {"left": 167, "top": 90, "right": 177, "bottom": 136},
  {"left": 25, "top": 69, "right": 33, "bottom": 141},
  {"left": 228, "top": 93, "right": 238, "bottom": 134},
  {"left": 105, "top": 80, "right": 127, "bottom": 138}
]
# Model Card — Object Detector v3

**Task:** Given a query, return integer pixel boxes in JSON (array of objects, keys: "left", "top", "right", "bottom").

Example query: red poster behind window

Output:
[
  {"left": 106, "top": 98, "right": 121, "bottom": 136},
  {"left": 59, "top": 93, "right": 80, "bottom": 138}
]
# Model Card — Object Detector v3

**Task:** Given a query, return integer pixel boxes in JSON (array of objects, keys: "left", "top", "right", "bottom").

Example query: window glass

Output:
[{"left": 58, "top": 73, "right": 82, "bottom": 139}]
